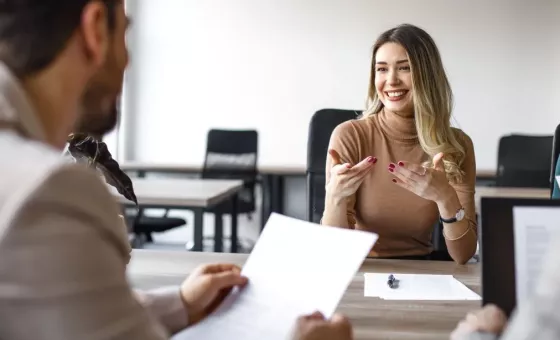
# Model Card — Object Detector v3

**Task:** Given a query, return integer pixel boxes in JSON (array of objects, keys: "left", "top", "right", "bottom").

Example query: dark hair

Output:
[{"left": 0, "top": 0, "right": 118, "bottom": 78}]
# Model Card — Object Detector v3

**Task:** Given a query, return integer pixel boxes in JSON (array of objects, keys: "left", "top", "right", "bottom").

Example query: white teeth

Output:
[{"left": 387, "top": 91, "right": 405, "bottom": 97}]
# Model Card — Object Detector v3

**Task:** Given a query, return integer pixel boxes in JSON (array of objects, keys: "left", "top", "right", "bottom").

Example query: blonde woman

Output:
[{"left": 322, "top": 23, "right": 477, "bottom": 264}]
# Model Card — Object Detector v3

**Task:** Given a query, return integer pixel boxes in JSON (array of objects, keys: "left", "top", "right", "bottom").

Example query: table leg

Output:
[
  {"left": 192, "top": 208, "right": 204, "bottom": 252},
  {"left": 214, "top": 213, "right": 223, "bottom": 253},
  {"left": 271, "top": 174, "right": 285, "bottom": 214},
  {"left": 231, "top": 193, "right": 239, "bottom": 253},
  {"left": 260, "top": 175, "right": 271, "bottom": 230}
]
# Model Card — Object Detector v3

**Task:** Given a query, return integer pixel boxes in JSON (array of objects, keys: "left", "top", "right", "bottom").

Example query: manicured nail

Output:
[
  {"left": 398, "top": 161, "right": 405, "bottom": 167},
  {"left": 367, "top": 156, "right": 374, "bottom": 163},
  {"left": 392, "top": 179, "right": 397, "bottom": 183},
  {"left": 372, "top": 157, "right": 378, "bottom": 164},
  {"left": 388, "top": 163, "right": 395, "bottom": 168},
  {"left": 346, "top": 164, "right": 352, "bottom": 168},
  {"left": 388, "top": 167, "right": 394, "bottom": 172}
]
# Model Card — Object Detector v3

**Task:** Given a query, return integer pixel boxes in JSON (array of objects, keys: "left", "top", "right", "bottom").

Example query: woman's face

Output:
[{"left": 374, "top": 42, "right": 414, "bottom": 115}]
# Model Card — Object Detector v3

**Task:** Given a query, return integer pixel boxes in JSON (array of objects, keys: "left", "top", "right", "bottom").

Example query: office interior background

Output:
[{"left": 103, "top": 0, "right": 560, "bottom": 250}]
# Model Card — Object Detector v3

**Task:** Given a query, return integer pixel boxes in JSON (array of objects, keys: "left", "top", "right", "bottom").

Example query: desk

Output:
[
  {"left": 120, "top": 162, "right": 305, "bottom": 228},
  {"left": 111, "top": 178, "right": 243, "bottom": 252},
  {"left": 119, "top": 162, "right": 304, "bottom": 176},
  {"left": 475, "top": 186, "right": 550, "bottom": 213},
  {"left": 128, "top": 250, "right": 480, "bottom": 340}
]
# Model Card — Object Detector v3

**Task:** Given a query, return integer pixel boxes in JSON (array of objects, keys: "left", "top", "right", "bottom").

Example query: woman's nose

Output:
[{"left": 387, "top": 70, "right": 401, "bottom": 86}]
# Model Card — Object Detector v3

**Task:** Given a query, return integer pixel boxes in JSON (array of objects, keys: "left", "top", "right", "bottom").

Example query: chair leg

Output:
[{"left": 144, "top": 232, "right": 153, "bottom": 243}]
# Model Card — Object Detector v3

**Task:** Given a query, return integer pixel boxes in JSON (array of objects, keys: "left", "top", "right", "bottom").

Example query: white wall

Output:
[{"left": 123, "top": 0, "right": 560, "bottom": 171}]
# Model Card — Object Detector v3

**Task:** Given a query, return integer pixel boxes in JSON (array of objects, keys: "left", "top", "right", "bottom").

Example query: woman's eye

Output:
[
  {"left": 376, "top": 67, "right": 387, "bottom": 72},
  {"left": 399, "top": 66, "right": 411, "bottom": 71}
]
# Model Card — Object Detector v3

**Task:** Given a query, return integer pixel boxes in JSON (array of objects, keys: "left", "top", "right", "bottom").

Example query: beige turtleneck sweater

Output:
[{"left": 324, "top": 110, "right": 477, "bottom": 260}]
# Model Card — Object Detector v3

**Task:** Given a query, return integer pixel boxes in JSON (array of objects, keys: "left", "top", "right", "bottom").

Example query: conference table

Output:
[
  {"left": 110, "top": 178, "right": 244, "bottom": 252},
  {"left": 128, "top": 250, "right": 481, "bottom": 340}
]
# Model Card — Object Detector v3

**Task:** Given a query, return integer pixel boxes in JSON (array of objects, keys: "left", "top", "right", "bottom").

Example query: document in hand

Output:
[
  {"left": 172, "top": 213, "right": 378, "bottom": 340},
  {"left": 364, "top": 273, "right": 480, "bottom": 300},
  {"left": 513, "top": 205, "right": 560, "bottom": 308}
]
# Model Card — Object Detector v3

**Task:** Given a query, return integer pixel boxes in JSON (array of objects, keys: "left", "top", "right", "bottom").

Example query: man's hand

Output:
[
  {"left": 292, "top": 311, "right": 353, "bottom": 340},
  {"left": 180, "top": 263, "right": 248, "bottom": 325},
  {"left": 451, "top": 304, "right": 508, "bottom": 340}
]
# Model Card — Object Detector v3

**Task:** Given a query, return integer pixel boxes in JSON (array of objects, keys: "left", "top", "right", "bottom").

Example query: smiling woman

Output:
[{"left": 322, "top": 24, "right": 477, "bottom": 264}]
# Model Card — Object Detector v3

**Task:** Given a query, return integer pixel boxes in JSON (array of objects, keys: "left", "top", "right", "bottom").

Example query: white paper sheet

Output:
[
  {"left": 172, "top": 213, "right": 378, "bottom": 340},
  {"left": 513, "top": 206, "right": 560, "bottom": 307},
  {"left": 363, "top": 273, "right": 480, "bottom": 300}
]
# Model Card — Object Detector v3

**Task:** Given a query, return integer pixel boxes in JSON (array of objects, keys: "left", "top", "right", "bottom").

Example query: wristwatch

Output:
[{"left": 440, "top": 207, "right": 465, "bottom": 224}]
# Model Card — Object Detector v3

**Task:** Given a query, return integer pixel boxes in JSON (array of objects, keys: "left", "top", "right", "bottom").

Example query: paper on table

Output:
[
  {"left": 172, "top": 213, "right": 378, "bottom": 340},
  {"left": 364, "top": 273, "right": 480, "bottom": 300},
  {"left": 513, "top": 206, "right": 560, "bottom": 307}
]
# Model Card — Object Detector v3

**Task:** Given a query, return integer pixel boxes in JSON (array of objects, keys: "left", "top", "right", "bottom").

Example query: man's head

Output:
[{"left": 0, "top": 0, "right": 129, "bottom": 139}]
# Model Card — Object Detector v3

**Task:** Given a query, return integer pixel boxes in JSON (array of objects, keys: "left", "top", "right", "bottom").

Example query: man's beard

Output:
[
  {"left": 75, "top": 89, "right": 120, "bottom": 139},
  {"left": 75, "top": 48, "right": 124, "bottom": 139}
]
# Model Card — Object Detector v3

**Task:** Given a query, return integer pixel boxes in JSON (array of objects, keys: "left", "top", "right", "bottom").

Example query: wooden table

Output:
[
  {"left": 128, "top": 250, "right": 480, "bottom": 340},
  {"left": 111, "top": 178, "right": 243, "bottom": 252}
]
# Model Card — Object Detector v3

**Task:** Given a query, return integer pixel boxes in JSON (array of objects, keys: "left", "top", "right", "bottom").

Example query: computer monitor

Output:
[{"left": 479, "top": 197, "right": 560, "bottom": 317}]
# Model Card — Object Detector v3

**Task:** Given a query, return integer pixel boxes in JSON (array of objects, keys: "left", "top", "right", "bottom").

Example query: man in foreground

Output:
[{"left": 0, "top": 1, "right": 352, "bottom": 339}]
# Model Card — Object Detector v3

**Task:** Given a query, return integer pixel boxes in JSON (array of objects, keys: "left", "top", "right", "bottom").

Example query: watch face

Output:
[{"left": 456, "top": 208, "right": 465, "bottom": 221}]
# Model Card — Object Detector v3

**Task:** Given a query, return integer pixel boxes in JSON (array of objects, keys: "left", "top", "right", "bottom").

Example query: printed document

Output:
[{"left": 513, "top": 206, "right": 560, "bottom": 307}]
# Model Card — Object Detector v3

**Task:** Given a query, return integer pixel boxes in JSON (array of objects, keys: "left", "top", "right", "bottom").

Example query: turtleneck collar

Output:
[{"left": 375, "top": 108, "right": 418, "bottom": 144}]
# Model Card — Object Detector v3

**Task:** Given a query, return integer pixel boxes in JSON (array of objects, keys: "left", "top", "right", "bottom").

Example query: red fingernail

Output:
[
  {"left": 367, "top": 156, "right": 374, "bottom": 163},
  {"left": 392, "top": 179, "right": 397, "bottom": 183},
  {"left": 388, "top": 167, "right": 394, "bottom": 172},
  {"left": 388, "top": 163, "right": 395, "bottom": 168},
  {"left": 346, "top": 164, "right": 352, "bottom": 168},
  {"left": 398, "top": 161, "right": 404, "bottom": 167},
  {"left": 372, "top": 157, "right": 377, "bottom": 164}
]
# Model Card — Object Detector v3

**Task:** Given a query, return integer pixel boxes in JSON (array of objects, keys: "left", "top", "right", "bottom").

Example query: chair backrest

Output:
[
  {"left": 496, "top": 134, "right": 553, "bottom": 188},
  {"left": 306, "top": 109, "right": 361, "bottom": 223},
  {"left": 550, "top": 124, "right": 560, "bottom": 197},
  {"left": 202, "top": 129, "right": 258, "bottom": 212}
]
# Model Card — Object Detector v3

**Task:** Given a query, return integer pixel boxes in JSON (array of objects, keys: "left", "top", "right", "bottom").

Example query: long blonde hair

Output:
[{"left": 363, "top": 24, "right": 466, "bottom": 183}]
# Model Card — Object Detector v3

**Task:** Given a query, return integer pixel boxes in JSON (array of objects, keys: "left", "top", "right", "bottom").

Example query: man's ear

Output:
[{"left": 80, "top": 2, "right": 110, "bottom": 68}]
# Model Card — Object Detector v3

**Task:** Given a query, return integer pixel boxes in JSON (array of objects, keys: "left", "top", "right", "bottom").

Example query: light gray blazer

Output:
[{"left": 0, "top": 63, "right": 188, "bottom": 339}]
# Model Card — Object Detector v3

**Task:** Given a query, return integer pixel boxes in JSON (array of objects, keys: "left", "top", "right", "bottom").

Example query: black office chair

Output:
[
  {"left": 550, "top": 124, "right": 560, "bottom": 197},
  {"left": 198, "top": 129, "right": 259, "bottom": 251},
  {"left": 306, "top": 108, "right": 360, "bottom": 223},
  {"left": 496, "top": 134, "right": 553, "bottom": 188},
  {"left": 122, "top": 204, "right": 186, "bottom": 244}
]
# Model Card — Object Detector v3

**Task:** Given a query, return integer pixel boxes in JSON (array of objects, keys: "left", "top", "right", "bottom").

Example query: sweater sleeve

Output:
[
  {"left": 444, "top": 130, "right": 478, "bottom": 263},
  {"left": 323, "top": 121, "right": 362, "bottom": 227}
]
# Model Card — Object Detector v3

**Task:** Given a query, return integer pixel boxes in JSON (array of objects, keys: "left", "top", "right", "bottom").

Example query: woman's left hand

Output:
[{"left": 388, "top": 153, "right": 453, "bottom": 203}]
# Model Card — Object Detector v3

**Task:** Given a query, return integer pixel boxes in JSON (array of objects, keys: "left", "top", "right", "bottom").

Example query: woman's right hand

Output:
[{"left": 326, "top": 149, "right": 377, "bottom": 201}]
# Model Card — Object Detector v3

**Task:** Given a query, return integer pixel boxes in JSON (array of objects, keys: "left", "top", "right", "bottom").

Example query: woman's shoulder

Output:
[
  {"left": 451, "top": 127, "right": 475, "bottom": 150},
  {"left": 331, "top": 116, "right": 376, "bottom": 141}
]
